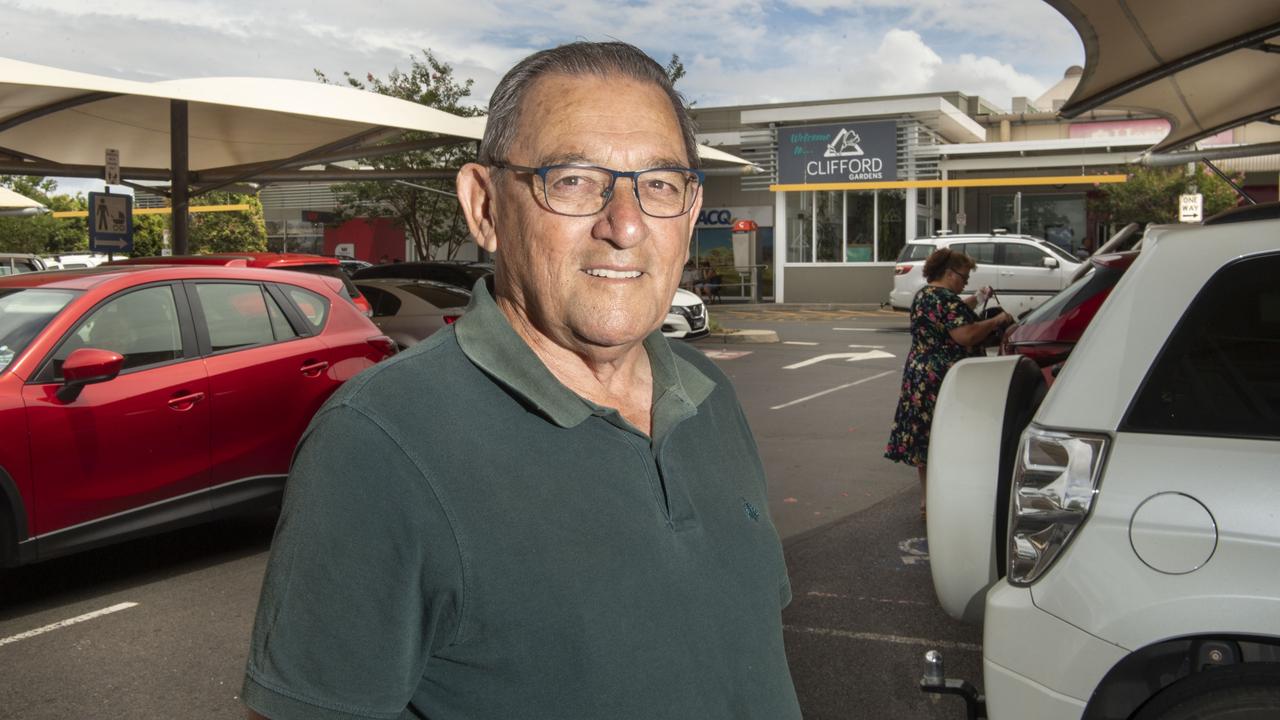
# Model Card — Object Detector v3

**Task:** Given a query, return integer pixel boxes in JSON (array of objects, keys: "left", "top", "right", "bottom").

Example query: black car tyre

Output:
[{"left": 1134, "top": 664, "right": 1280, "bottom": 720}]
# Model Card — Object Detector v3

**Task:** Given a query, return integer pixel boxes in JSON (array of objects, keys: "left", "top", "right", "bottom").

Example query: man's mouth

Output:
[{"left": 583, "top": 268, "right": 643, "bottom": 279}]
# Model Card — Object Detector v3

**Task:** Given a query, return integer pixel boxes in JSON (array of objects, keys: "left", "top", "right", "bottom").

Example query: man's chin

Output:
[{"left": 569, "top": 315, "right": 662, "bottom": 352}]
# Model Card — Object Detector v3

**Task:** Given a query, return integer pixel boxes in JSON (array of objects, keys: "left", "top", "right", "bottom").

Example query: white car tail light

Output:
[{"left": 1008, "top": 426, "right": 1108, "bottom": 585}]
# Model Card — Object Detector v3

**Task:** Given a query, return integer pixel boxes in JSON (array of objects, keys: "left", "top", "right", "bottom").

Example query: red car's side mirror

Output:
[{"left": 57, "top": 348, "right": 125, "bottom": 403}]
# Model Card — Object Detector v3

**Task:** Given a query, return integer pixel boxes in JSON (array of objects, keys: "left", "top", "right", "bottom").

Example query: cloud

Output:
[{"left": 0, "top": 0, "right": 1079, "bottom": 112}]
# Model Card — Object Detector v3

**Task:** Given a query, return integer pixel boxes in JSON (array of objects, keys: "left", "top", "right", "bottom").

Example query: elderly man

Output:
[{"left": 242, "top": 41, "right": 800, "bottom": 720}]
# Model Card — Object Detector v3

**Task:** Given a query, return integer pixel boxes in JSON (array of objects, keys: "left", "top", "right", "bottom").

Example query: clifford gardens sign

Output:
[{"left": 777, "top": 121, "right": 899, "bottom": 184}]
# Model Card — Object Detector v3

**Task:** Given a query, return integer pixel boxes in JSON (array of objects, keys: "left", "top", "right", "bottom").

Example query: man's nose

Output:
[{"left": 593, "top": 178, "right": 647, "bottom": 248}]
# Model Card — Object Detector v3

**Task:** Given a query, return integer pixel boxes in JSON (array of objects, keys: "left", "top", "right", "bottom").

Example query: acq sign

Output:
[{"left": 697, "top": 209, "right": 732, "bottom": 226}]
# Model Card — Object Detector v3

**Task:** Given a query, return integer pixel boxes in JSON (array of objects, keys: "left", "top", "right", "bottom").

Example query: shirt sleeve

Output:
[{"left": 242, "top": 403, "right": 463, "bottom": 720}]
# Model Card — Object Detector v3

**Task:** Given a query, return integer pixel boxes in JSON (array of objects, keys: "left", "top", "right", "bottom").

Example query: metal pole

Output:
[{"left": 171, "top": 100, "right": 190, "bottom": 255}]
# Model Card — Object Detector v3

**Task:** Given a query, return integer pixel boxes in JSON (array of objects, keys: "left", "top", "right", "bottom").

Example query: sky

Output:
[{"left": 2, "top": 0, "right": 1085, "bottom": 195}]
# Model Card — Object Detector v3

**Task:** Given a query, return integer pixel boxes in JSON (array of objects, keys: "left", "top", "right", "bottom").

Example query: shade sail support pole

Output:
[{"left": 171, "top": 100, "right": 189, "bottom": 255}]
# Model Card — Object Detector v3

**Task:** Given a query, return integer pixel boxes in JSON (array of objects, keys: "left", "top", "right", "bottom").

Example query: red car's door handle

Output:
[
  {"left": 167, "top": 391, "right": 205, "bottom": 411},
  {"left": 300, "top": 360, "right": 329, "bottom": 377}
]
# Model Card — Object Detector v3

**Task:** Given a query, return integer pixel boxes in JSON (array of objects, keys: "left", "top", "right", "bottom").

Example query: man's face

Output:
[{"left": 482, "top": 73, "right": 700, "bottom": 353}]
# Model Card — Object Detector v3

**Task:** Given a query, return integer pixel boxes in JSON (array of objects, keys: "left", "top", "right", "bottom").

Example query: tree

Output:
[
  {"left": 0, "top": 176, "right": 88, "bottom": 254},
  {"left": 315, "top": 51, "right": 483, "bottom": 260},
  {"left": 187, "top": 192, "right": 268, "bottom": 254},
  {"left": 1090, "top": 164, "right": 1240, "bottom": 229}
]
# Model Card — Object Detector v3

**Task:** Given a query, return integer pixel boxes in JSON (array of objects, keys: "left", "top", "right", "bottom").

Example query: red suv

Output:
[
  {"left": 0, "top": 264, "right": 395, "bottom": 565},
  {"left": 1000, "top": 250, "right": 1138, "bottom": 383},
  {"left": 110, "top": 253, "right": 374, "bottom": 317}
]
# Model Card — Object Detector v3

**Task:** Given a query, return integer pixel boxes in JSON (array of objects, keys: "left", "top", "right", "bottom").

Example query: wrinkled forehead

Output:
[{"left": 510, "top": 73, "right": 689, "bottom": 168}]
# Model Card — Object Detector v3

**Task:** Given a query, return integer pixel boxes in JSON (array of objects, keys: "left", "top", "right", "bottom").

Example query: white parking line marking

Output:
[
  {"left": 805, "top": 591, "right": 933, "bottom": 607},
  {"left": 701, "top": 349, "right": 753, "bottom": 360},
  {"left": 0, "top": 602, "right": 138, "bottom": 648},
  {"left": 783, "top": 350, "right": 895, "bottom": 370},
  {"left": 770, "top": 370, "right": 896, "bottom": 410},
  {"left": 846, "top": 344, "right": 885, "bottom": 349},
  {"left": 785, "top": 625, "right": 982, "bottom": 652},
  {"left": 783, "top": 341, "right": 819, "bottom": 346}
]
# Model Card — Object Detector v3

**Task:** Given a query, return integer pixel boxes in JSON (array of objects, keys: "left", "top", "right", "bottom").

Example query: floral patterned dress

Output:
[{"left": 884, "top": 285, "right": 978, "bottom": 467}]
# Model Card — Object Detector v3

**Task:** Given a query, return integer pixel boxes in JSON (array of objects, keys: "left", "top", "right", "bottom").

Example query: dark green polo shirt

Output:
[{"left": 242, "top": 284, "right": 799, "bottom": 720}]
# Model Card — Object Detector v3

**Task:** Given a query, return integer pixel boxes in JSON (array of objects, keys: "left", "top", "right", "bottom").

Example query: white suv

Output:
[
  {"left": 923, "top": 205, "right": 1280, "bottom": 719},
  {"left": 889, "top": 233, "right": 1081, "bottom": 317}
]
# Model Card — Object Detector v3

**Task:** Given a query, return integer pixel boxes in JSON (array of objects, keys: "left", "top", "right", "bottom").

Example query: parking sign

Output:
[{"left": 88, "top": 191, "right": 134, "bottom": 253}]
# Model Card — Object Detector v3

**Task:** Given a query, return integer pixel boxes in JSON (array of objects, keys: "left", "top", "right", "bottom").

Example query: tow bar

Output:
[{"left": 920, "top": 650, "right": 987, "bottom": 720}]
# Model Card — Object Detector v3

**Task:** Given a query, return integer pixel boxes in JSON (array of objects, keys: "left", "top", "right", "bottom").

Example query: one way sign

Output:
[{"left": 88, "top": 191, "right": 133, "bottom": 253}]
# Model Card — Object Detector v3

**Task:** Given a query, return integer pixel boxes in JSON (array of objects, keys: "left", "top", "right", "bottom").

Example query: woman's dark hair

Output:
[{"left": 922, "top": 247, "right": 978, "bottom": 282}]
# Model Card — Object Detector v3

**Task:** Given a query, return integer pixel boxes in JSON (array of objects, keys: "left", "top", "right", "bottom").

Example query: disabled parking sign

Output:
[{"left": 88, "top": 191, "right": 133, "bottom": 253}]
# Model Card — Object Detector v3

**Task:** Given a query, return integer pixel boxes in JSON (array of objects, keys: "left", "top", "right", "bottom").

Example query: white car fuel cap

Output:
[{"left": 1129, "top": 492, "right": 1217, "bottom": 574}]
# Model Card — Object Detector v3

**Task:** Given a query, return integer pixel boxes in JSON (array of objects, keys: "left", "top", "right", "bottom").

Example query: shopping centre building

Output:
[{"left": 686, "top": 66, "right": 1280, "bottom": 303}]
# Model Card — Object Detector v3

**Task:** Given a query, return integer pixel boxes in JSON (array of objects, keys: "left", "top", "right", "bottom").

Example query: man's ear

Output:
[{"left": 456, "top": 163, "right": 499, "bottom": 253}]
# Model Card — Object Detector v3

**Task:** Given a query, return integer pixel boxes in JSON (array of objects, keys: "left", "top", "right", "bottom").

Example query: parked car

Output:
[
  {"left": 353, "top": 260, "right": 494, "bottom": 292},
  {"left": 922, "top": 204, "right": 1280, "bottom": 719},
  {"left": 355, "top": 278, "right": 470, "bottom": 349},
  {"left": 889, "top": 232, "right": 1082, "bottom": 317},
  {"left": 0, "top": 252, "right": 48, "bottom": 275},
  {"left": 999, "top": 250, "right": 1139, "bottom": 383},
  {"left": 663, "top": 287, "right": 710, "bottom": 339},
  {"left": 41, "top": 253, "right": 112, "bottom": 270},
  {"left": 109, "top": 253, "right": 373, "bottom": 316},
  {"left": 0, "top": 264, "right": 396, "bottom": 566},
  {"left": 338, "top": 259, "right": 372, "bottom": 277}
]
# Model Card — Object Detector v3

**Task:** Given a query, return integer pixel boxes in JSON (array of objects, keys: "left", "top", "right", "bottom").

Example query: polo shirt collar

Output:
[{"left": 454, "top": 281, "right": 715, "bottom": 430}]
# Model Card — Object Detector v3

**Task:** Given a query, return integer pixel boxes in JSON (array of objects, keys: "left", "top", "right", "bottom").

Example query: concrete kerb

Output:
[{"left": 703, "top": 328, "right": 779, "bottom": 344}]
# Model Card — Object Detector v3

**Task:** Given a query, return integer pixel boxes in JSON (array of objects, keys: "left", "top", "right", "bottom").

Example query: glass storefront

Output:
[
  {"left": 990, "top": 193, "right": 1087, "bottom": 256},
  {"left": 265, "top": 219, "right": 325, "bottom": 255},
  {"left": 786, "top": 189, "right": 906, "bottom": 264}
]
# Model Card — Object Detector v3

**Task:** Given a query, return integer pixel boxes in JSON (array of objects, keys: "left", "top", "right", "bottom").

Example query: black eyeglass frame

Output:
[{"left": 489, "top": 161, "right": 705, "bottom": 218}]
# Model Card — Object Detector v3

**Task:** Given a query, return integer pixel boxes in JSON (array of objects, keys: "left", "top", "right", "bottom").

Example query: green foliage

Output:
[
  {"left": 129, "top": 214, "right": 168, "bottom": 257},
  {"left": 0, "top": 176, "right": 88, "bottom": 254},
  {"left": 1090, "top": 164, "right": 1241, "bottom": 227},
  {"left": 187, "top": 192, "right": 268, "bottom": 254},
  {"left": 315, "top": 51, "right": 483, "bottom": 260}
]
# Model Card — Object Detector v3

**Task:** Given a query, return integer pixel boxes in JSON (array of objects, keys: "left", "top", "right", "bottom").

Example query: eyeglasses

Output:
[
  {"left": 489, "top": 162, "right": 704, "bottom": 218},
  {"left": 949, "top": 269, "right": 971, "bottom": 283}
]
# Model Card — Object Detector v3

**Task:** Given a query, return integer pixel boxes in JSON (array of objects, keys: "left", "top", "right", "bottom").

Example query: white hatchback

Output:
[{"left": 888, "top": 233, "right": 1082, "bottom": 318}]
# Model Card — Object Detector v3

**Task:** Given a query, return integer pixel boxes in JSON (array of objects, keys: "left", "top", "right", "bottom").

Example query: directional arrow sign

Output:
[
  {"left": 783, "top": 349, "right": 895, "bottom": 370},
  {"left": 88, "top": 191, "right": 133, "bottom": 254}
]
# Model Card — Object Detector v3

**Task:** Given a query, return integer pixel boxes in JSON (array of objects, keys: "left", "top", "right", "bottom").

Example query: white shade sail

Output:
[
  {"left": 1046, "top": 0, "right": 1280, "bottom": 153},
  {"left": 0, "top": 186, "right": 44, "bottom": 210},
  {"left": 0, "top": 57, "right": 482, "bottom": 175}
]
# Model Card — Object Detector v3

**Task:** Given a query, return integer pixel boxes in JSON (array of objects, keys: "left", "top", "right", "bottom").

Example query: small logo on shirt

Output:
[{"left": 742, "top": 498, "right": 761, "bottom": 522}]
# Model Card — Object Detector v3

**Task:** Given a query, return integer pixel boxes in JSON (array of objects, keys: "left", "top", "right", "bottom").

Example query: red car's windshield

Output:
[{"left": 0, "top": 288, "right": 78, "bottom": 372}]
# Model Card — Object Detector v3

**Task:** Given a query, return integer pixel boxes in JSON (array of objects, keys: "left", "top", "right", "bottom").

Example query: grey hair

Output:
[{"left": 478, "top": 41, "right": 700, "bottom": 169}]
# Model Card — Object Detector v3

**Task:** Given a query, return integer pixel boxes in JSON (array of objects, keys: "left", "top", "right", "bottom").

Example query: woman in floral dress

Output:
[{"left": 885, "top": 248, "right": 1014, "bottom": 516}]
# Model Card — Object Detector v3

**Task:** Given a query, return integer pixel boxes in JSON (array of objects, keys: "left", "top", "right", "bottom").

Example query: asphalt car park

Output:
[{"left": 0, "top": 308, "right": 986, "bottom": 719}]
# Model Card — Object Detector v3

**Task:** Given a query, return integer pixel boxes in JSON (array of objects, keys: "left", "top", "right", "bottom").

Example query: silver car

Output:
[{"left": 354, "top": 278, "right": 471, "bottom": 349}]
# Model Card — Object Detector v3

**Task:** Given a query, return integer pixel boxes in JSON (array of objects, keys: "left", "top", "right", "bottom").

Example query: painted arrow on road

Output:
[{"left": 783, "top": 349, "right": 895, "bottom": 370}]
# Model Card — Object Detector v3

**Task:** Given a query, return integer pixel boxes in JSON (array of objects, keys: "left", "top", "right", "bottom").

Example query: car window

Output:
[
  {"left": 897, "top": 244, "right": 935, "bottom": 262},
  {"left": 357, "top": 285, "right": 402, "bottom": 318},
  {"left": 1125, "top": 252, "right": 1280, "bottom": 440},
  {"left": 285, "top": 286, "right": 330, "bottom": 330},
  {"left": 954, "top": 242, "right": 997, "bottom": 264},
  {"left": 1019, "top": 260, "right": 1130, "bottom": 326},
  {"left": 1004, "top": 243, "right": 1051, "bottom": 268},
  {"left": 0, "top": 289, "right": 77, "bottom": 372},
  {"left": 52, "top": 285, "right": 183, "bottom": 378},
  {"left": 0, "top": 258, "right": 40, "bottom": 275},
  {"left": 265, "top": 289, "right": 298, "bottom": 341},
  {"left": 196, "top": 283, "right": 292, "bottom": 352},
  {"left": 400, "top": 284, "right": 470, "bottom": 309}
]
